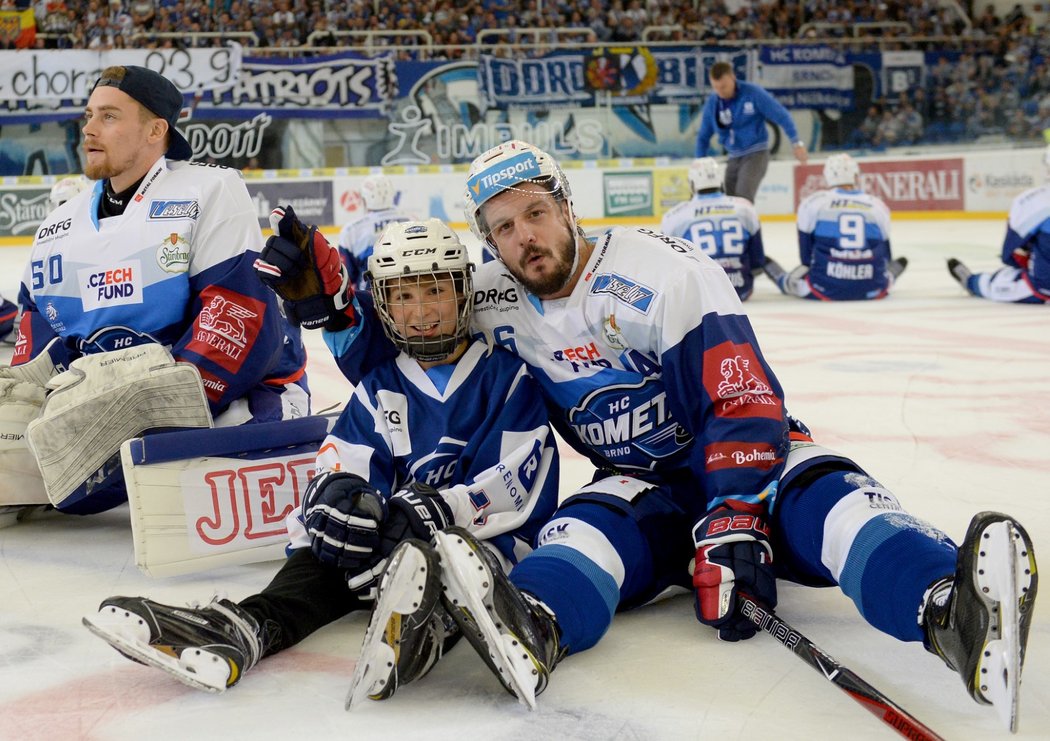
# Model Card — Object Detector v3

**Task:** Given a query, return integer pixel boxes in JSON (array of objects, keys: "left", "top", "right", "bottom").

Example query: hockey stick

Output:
[{"left": 738, "top": 595, "right": 946, "bottom": 741}]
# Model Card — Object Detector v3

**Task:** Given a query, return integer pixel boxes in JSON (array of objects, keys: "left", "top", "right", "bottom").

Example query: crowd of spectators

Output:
[{"left": 8, "top": 0, "right": 1050, "bottom": 147}]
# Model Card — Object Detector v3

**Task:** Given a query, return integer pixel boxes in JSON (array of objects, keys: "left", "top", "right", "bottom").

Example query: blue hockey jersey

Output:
[
  {"left": 307, "top": 341, "right": 560, "bottom": 559},
  {"left": 1001, "top": 183, "right": 1050, "bottom": 298}
]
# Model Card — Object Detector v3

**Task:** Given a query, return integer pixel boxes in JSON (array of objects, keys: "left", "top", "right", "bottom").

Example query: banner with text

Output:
[{"left": 794, "top": 157, "right": 964, "bottom": 211}]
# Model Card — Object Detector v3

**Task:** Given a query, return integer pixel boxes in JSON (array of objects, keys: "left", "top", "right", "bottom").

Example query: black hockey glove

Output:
[
  {"left": 301, "top": 471, "right": 386, "bottom": 570},
  {"left": 692, "top": 503, "right": 777, "bottom": 641},
  {"left": 343, "top": 482, "right": 454, "bottom": 598},
  {"left": 253, "top": 205, "right": 356, "bottom": 332}
]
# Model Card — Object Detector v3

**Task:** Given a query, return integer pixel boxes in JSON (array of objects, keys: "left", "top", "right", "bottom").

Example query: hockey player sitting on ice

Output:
[
  {"left": 337, "top": 174, "right": 414, "bottom": 291},
  {"left": 765, "top": 153, "right": 908, "bottom": 301},
  {"left": 0, "top": 65, "right": 308, "bottom": 520},
  {"left": 660, "top": 157, "right": 768, "bottom": 301},
  {"left": 947, "top": 145, "right": 1050, "bottom": 303},
  {"left": 83, "top": 218, "right": 560, "bottom": 701},
  {"left": 255, "top": 140, "right": 1036, "bottom": 728}
]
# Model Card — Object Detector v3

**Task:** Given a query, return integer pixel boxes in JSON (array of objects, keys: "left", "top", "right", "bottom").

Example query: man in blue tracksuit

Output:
[{"left": 695, "top": 61, "right": 808, "bottom": 202}]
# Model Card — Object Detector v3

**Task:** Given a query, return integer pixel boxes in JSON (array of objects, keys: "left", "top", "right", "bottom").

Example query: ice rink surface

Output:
[{"left": 0, "top": 219, "right": 1047, "bottom": 741}]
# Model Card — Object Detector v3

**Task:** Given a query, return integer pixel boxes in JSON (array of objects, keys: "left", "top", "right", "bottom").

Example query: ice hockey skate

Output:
[
  {"left": 946, "top": 258, "right": 974, "bottom": 290},
  {"left": 921, "top": 511, "right": 1038, "bottom": 732},
  {"left": 889, "top": 256, "right": 908, "bottom": 278},
  {"left": 433, "top": 527, "right": 564, "bottom": 710},
  {"left": 346, "top": 539, "right": 458, "bottom": 709},
  {"left": 83, "top": 596, "right": 263, "bottom": 693}
]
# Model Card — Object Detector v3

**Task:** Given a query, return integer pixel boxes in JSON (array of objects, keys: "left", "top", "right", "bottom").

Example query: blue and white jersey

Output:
[
  {"left": 660, "top": 192, "right": 766, "bottom": 300},
  {"left": 15, "top": 157, "right": 307, "bottom": 420},
  {"left": 336, "top": 208, "right": 413, "bottom": 290},
  {"left": 1001, "top": 183, "right": 1050, "bottom": 298},
  {"left": 796, "top": 187, "right": 895, "bottom": 300},
  {"left": 313, "top": 341, "right": 559, "bottom": 555},
  {"left": 327, "top": 227, "right": 789, "bottom": 519}
]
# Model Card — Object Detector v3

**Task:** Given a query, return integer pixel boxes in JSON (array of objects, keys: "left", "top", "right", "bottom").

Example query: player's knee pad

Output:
[{"left": 26, "top": 344, "right": 212, "bottom": 508}]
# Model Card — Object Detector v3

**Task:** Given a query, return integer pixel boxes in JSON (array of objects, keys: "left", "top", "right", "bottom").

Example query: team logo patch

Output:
[
  {"left": 702, "top": 341, "right": 782, "bottom": 421},
  {"left": 589, "top": 273, "right": 655, "bottom": 314},
  {"left": 148, "top": 200, "right": 201, "bottom": 220},
  {"left": 77, "top": 261, "right": 143, "bottom": 312},
  {"left": 185, "top": 288, "right": 266, "bottom": 374},
  {"left": 157, "top": 232, "right": 191, "bottom": 272},
  {"left": 79, "top": 325, "right": 158, "bottom": 354},
  {"left": 467, "top": 152, "right": 542, "bottom": 206}
]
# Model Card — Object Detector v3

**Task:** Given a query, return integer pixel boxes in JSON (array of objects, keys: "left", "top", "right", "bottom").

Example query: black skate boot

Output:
[
  {"left": 920, "top": 512, "right": 1037, "bottom": 731},
  {"left": 762, "top": 257, "right": 787, "bottom": 290},
  {"left": 346, "top": 539, "right": 460, "bottom": 709},
  {"left": 889, "top": 256, "right": 908, "bottom": 278},
  {"left": 434, "top": 526, "right": 565, "bottom": 709},
  {"left": 83, "top": 596, "right": 263, "bottom": 692},
  {"left": 947, "top": 258, "right": 974, "bottom": 291}
]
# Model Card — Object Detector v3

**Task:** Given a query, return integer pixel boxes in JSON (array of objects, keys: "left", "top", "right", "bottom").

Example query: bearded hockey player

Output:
[{"left": 255, "top": 140, "right": 1038, "bottom": 731}]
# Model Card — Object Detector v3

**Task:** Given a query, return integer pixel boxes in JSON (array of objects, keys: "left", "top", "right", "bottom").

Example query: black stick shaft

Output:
[{"left": 738, "top": 596, "right": 946, "bottom": 741}]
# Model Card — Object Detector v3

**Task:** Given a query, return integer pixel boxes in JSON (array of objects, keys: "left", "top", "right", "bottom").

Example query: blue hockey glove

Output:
[
  {"left": 301, "top": 471, "right": 386, "bottom": 570},
  {"left": 692, "top": 503, "right": 776, "bottom": 641},
  {"left": 253, "top": 205, "right": 356, "bottom": 332}
]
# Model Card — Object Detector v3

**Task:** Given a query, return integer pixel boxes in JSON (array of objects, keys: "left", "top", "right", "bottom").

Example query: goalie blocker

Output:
[{"left": 121, "top": 414, "right": 337, "bottom": 577}]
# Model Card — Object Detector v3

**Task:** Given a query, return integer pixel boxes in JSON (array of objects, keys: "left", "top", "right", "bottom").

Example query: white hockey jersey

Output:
[
  {"left": 660, "top": 192, "right": 766, "bottom": 300},
  {"left": 337, "top": 208, "right": 413, "bottom": 290},
  {"left": 329, "top": 227, "right": 789, "bottom": 517},
  {"left": 15, "top": 157, "right": 307, "bottom": 418},
  {"left": 796, "top": 187, "right": 895, "bottom": 300}
]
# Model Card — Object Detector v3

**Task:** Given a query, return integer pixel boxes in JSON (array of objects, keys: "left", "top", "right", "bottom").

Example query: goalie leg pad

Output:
[
  {"left": 0, "top": 378, "right": 49, "bottom": 507},
  {"left": 26, "top": 345, "right": 212, "bottom": 508}
]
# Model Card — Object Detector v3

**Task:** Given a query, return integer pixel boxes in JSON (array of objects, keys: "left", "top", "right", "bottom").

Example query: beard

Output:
[{"left": 509, "top": 228, "right": 577, "bottom": 297}]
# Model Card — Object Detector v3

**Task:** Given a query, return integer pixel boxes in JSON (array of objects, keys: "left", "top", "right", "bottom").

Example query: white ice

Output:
[{"left": 0, "top": 219, "right": 1047, "bottom": 741}]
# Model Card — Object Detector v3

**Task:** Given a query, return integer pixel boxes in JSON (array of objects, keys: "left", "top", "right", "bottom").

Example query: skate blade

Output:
[
  {"left": 434, "top": 530, "right": 538, "bottom": 710},
  {"left": 82, "top": 612, "right": 230, "bottom": 693},
  {"left": 346, "top": 543, "right": 434, "bottom": 710},
  {"left": 974, "top": 520, "right": 1034, "bottom": 732}
]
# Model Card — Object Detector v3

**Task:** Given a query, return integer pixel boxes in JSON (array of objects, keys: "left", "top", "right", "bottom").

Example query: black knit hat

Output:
[{"left": 91, "top": 65, "right": 192, "bottom": 161}]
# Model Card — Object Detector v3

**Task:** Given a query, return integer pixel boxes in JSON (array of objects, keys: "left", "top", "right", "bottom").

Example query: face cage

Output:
[{"left": 371, "top": 268, "right": 475, "bottom": 363}]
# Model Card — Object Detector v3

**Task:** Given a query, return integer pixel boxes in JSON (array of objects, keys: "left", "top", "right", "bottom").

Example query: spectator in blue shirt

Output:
[{"left": 695, "top": 61, "right": 808, "bottom": 202}]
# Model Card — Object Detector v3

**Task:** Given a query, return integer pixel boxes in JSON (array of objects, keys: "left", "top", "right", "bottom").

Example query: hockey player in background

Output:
[
  {"left": 765, "top": 153, "right": 908, "bottom": 301},
  {"left": 947, "top": 145, "right": 1050, "bottom": 303},
  {"left": 337, "top": 174, "right": 413, "bottom": 291},
  {"left": 48, "top": 174, "right": 90, "bottom": 212},
  {"left": 0, "top": 65, "right": 308, "bottom": 516},
  {"left": 84, "top": 219, "right": 560, "bottom": 701},
  {"left": 252, "top": 140, "right": 1037, "bottom": 727},
  {"left": 660, "top": 157, "right": 768, "bottom": 300}
]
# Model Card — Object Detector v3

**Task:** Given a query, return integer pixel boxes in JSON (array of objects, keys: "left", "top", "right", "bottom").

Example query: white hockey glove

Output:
[{"left": 26, "top": 344, "right": 212, "bottom": 507}]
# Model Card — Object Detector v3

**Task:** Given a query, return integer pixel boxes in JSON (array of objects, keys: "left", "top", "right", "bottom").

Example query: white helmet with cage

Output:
[
  {"left": 366, "top": 219, "right": 475, "bottom": 362},
  {"left": 361, "top": 174, "right": 396, "bottom": 211},
  {"left": 823, "top": 153, "right": 860, "bottom": 188},
  {"left": 688, "top": 157, "right": 723, "bottom": 193},
  {"left": 49, "top": 175, "right": 90, "bottom": 212}
]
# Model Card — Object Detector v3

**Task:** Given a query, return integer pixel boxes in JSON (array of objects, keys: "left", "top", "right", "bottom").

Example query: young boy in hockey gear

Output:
[
  {"left": 767, "top": 153, "right": 908, "bottom": 301},
  {"left": 947, "top": 144, "right": 1050, "bottom": 303},
  {"left": 263, "top": 140, "right": 1038, "bottom": 729},
  {"left": 660, "top": 157, "right": 768, "bottom": 300},
  {"left": 337, "top": 174, "right": 414, "bottom": 291},
  {"left": 3, "top": 65, "right": 308, "bottom": 515},
  {"left": 84, "top": 219, "right": 561, "bottom": 701}
]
